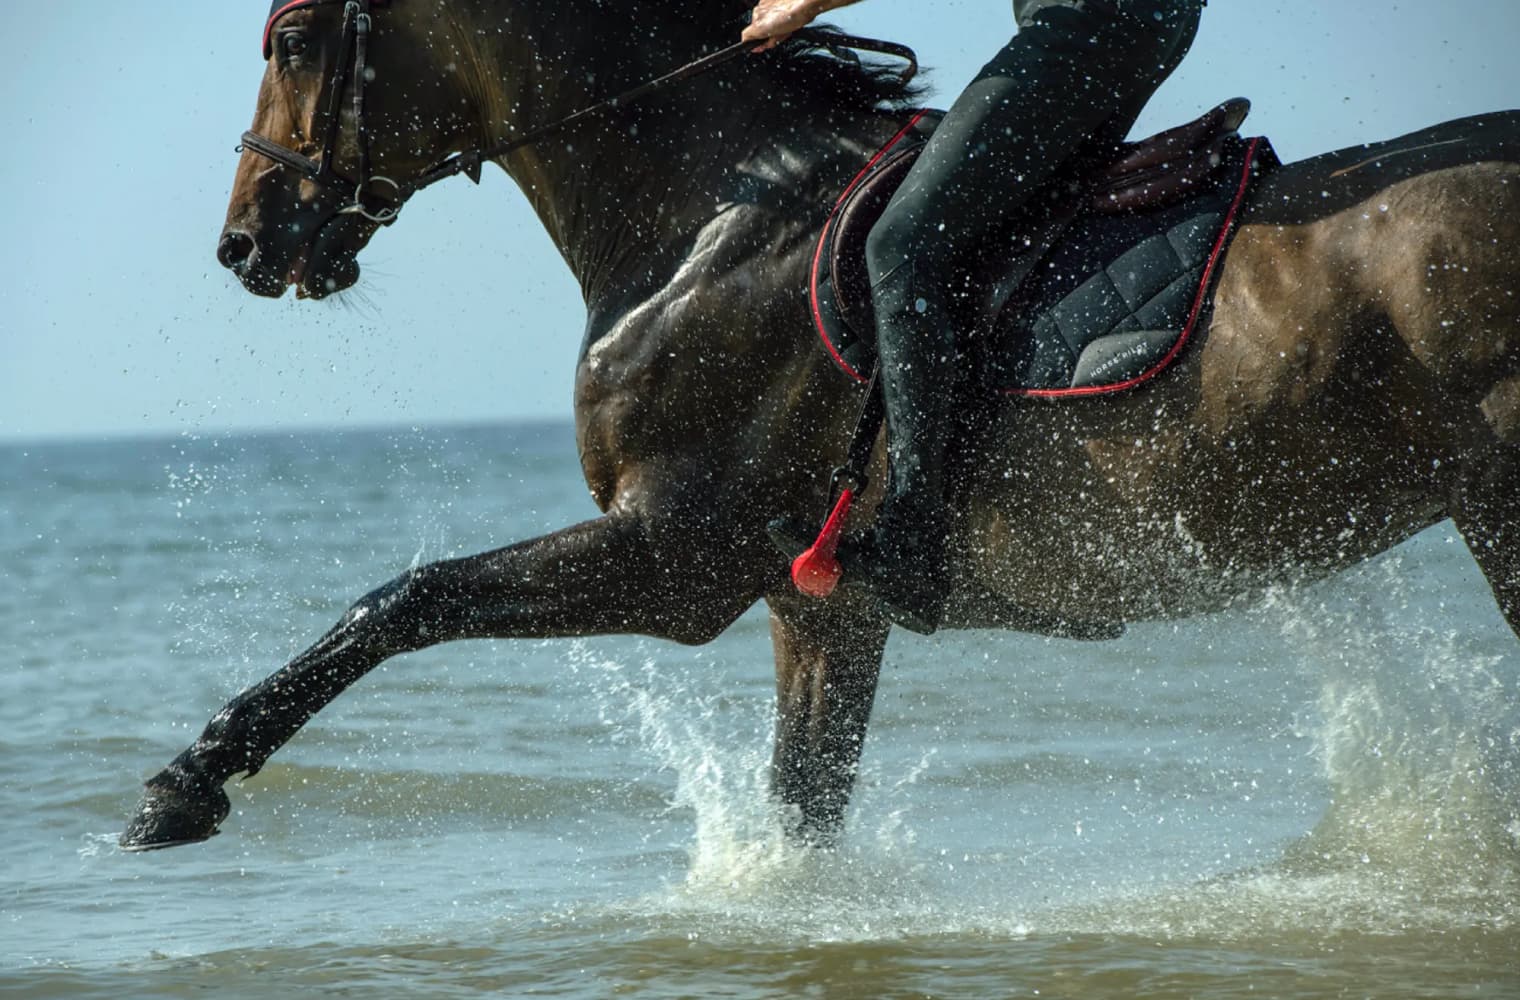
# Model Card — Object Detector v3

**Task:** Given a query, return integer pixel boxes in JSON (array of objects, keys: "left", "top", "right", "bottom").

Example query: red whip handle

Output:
[{"left": 790, "top": 488, "right": 854, "bottom": 598}]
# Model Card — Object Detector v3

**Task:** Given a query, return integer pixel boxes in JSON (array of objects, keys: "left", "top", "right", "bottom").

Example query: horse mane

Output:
[
  {"left": 441, "top": 4, "right": 924, "bottom": 141},
  {"left": 762, "top": 27, "right": 926, "bottom": 112},
  {"left": 667, "top": 4, "right": 926, "bottom": 113}
]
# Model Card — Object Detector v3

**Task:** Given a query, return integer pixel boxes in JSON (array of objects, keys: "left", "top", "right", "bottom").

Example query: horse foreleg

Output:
[
  {"left": 121, "top": 512, "right": 767, "bottom": 849},
  {"left": 766, "top": 591, "right": 891, "bottom": 845}
]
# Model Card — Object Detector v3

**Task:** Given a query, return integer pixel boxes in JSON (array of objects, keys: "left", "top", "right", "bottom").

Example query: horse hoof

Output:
[{"left": 119, "top": 772, "right": 231, "bottom": 851}]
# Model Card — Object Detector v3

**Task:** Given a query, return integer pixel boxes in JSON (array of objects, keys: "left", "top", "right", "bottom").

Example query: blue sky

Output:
[{"left": 3, "top": 2, "right": 1518, "bottom": 443}]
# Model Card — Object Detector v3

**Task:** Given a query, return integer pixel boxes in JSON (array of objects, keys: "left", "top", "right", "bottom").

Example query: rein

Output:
[{"left": 240, "top": 0, "right": 919, "bottom": 224}]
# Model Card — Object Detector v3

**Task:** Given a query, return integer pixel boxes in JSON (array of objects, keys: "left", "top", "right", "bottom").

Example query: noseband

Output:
[{"left": 239, "top": 0, "right": 919, "bottom": 225}]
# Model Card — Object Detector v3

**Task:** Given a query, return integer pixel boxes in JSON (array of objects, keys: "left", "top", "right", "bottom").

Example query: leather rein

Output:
[{"left": 239, "top": 0, "right": 919, "bottom": 225}]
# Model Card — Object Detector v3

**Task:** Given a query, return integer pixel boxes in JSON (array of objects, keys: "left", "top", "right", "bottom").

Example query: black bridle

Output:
[
  {"left": 238, "top": 0, "right": 919, "bottom": 225},
  {"left": 240, "top": 0, "right": 404, "bottom": 222}
]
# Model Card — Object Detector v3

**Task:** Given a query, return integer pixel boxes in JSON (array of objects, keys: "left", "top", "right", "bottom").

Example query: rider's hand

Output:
[{"left": 741, "top": 0, "right": 827, "bottom": 51}]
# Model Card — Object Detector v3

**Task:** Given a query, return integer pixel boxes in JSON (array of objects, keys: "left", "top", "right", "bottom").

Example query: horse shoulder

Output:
[{"left": 573, "top": 204, "right": 814, "bottom": 512}]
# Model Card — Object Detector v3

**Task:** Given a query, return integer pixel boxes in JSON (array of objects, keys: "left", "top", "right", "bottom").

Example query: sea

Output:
[{"left": 2, "top": 421, "right": 1517, "bottom": 998}]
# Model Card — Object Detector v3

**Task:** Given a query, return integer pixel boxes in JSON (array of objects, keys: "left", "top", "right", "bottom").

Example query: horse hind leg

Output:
[
  {"left": 1449, "top": 286, "right": 1520, "bottom": 636},
  {"left": 1451, "top": 361, "right": 1520, "bottom": 636},
  {"left": 1375, "top": 164, "right": 1520, "bottom": 631},
  {"left": 1452, "top": 447, "right": 1520, "bottom": 636}
]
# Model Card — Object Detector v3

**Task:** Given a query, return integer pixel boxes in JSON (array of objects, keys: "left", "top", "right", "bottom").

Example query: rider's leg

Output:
[{"left": 858, "top": 0, "right": 1203, "bottom": 633}]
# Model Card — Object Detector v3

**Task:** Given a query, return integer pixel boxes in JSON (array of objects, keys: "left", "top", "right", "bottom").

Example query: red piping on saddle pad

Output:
[
  {"left": 809, "top": 110, "right": 929, "bottom": 385},
  {"left": 1006, "top": 136, "right": 1264, "bottom": 399}
]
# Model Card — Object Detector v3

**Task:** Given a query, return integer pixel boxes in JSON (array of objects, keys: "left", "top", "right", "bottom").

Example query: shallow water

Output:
[{"left": 3, "top": 423, "right": 1517, "bottom": 997}]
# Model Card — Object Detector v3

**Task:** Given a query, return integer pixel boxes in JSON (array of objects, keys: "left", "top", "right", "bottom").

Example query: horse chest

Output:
[{"left": 576, "top": 303, "right": 766, "bottom": 509}]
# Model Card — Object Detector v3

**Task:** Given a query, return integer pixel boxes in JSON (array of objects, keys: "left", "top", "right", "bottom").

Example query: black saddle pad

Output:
[{"left": 809, "top": 116, "right": 1277, "bottom": 397}]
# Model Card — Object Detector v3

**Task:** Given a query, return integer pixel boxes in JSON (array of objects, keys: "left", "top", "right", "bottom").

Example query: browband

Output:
[{"left": 263, "top": 0, "right": 388, "bottom": 59}]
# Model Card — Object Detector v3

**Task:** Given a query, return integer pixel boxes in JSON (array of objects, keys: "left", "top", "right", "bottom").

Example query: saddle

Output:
[{"left": 810, "top": 98, "right": 1279, "bottom": 396}]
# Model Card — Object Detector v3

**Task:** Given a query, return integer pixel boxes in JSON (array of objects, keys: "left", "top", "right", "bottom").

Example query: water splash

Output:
[
  {"left": 558, "top": 538, "right": 1520, "bottom": 945},
  {"left": 563, "top": 639, "right": 953, "bottom": 940},
  {"left": 1225, "top": 554, "right": 1520, "bottom": 934},
  {"left": 1268, "top": 559, "right": 1519, "bottom": 851},
  {"left": 1011, "top": 556, "right": 1520, "bottom": 942},
  {"left": 77, "top": 832, "right": 125, "bottom": 859}
]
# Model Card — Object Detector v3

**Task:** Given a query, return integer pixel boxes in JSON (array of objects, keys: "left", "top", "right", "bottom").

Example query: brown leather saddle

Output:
[{"left": 809, "top": 98, "right": 1274, "bottom": 395}]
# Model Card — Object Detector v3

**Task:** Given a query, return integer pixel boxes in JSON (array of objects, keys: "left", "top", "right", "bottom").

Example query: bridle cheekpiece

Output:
[{"left": 242, "top": 0, "right": 403, "bottom": 223}]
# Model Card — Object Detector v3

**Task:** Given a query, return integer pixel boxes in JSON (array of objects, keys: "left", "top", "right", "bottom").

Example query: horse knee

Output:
[{"left": 335, "top": 565, "right": 446, "bottom": 653}]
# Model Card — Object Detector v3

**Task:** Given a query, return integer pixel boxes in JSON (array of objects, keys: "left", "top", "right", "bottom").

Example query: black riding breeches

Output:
[{"left": 864, "top": 0, "right": 1205, "bottom": 316}]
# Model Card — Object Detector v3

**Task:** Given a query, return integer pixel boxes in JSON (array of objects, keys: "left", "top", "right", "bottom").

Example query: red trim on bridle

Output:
[
  {"left": 264, "top": 0, "right": 329, "bottom": 60},
  {"left": 263, "top": 0, "right": 388, "bottom": 59}
]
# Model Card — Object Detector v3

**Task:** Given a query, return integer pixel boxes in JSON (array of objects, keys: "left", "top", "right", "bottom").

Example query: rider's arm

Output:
[{"left": 742, "top": 0, "right": 865, "bottom": 49}]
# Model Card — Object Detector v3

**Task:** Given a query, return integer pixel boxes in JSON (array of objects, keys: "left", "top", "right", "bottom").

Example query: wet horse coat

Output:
[{"left": 124, "top": 0, "right": 1520, "bottom": 848}]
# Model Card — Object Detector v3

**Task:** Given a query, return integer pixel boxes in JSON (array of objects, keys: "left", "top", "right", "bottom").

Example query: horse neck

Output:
[
  {"left": 456, "top": 2, "right": 840, "bottom": 302},
  {"left": 499, "top": 99, "right": 752, "bottom": 302}
]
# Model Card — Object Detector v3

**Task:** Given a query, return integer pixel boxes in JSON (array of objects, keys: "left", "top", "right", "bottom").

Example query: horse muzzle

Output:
[{"left": 217, "top": 211, "right": 371, "bottom": 300}]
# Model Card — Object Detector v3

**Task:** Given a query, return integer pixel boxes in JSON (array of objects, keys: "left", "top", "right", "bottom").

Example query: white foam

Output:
[{"left": 77, "top": 831, "right": 124, "bottom": 859}]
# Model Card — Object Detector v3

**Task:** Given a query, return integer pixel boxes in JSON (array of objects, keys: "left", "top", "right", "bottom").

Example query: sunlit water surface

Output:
[{"left": 3, "top": 424, "right": 1517, "bottom": 998}]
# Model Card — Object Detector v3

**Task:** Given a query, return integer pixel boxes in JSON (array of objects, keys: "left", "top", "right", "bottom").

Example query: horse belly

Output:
[{"left": 965, "top": 441, "right": 1444, "bottom": 623}]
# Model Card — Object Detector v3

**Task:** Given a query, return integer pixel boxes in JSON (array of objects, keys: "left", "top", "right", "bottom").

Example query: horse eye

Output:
[{"left": 281, "top": 33, "right": 308, "bottom": 58}]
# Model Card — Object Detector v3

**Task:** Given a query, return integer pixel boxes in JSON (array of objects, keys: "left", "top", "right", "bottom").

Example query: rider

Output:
[{"left": 746, "top": 0, "right": 1204, "bottom": 633}]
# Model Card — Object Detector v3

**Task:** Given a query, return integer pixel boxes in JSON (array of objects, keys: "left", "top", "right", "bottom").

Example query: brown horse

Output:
[{"left": 122, "top": 0, "right": 1520, "bottom": 849}]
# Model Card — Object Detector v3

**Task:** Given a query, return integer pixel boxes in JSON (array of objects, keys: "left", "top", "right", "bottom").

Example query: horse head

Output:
[
  {"left": 218, "top": 0, "right": 477, "bottom": 299},
  {"left": 216, "top": 0, "right": 785, "bottom": 299}
]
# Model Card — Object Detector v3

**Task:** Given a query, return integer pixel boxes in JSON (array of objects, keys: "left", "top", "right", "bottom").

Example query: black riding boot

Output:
[{"left": 847, "top": 261, "right": 960, "bottom": 634}]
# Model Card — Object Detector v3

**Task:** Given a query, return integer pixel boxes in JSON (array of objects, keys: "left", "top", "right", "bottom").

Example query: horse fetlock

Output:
[
  {"left": 772, "top": 749, "right": 856, "bottom": 839},
  {"left": 776, "top": 788, "right": 847, "bottom": 848}
]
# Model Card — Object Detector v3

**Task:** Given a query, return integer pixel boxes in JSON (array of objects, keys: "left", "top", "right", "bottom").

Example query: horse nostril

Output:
[{"left": 217, "top": 230, "right": 256, "bottom": 271}]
